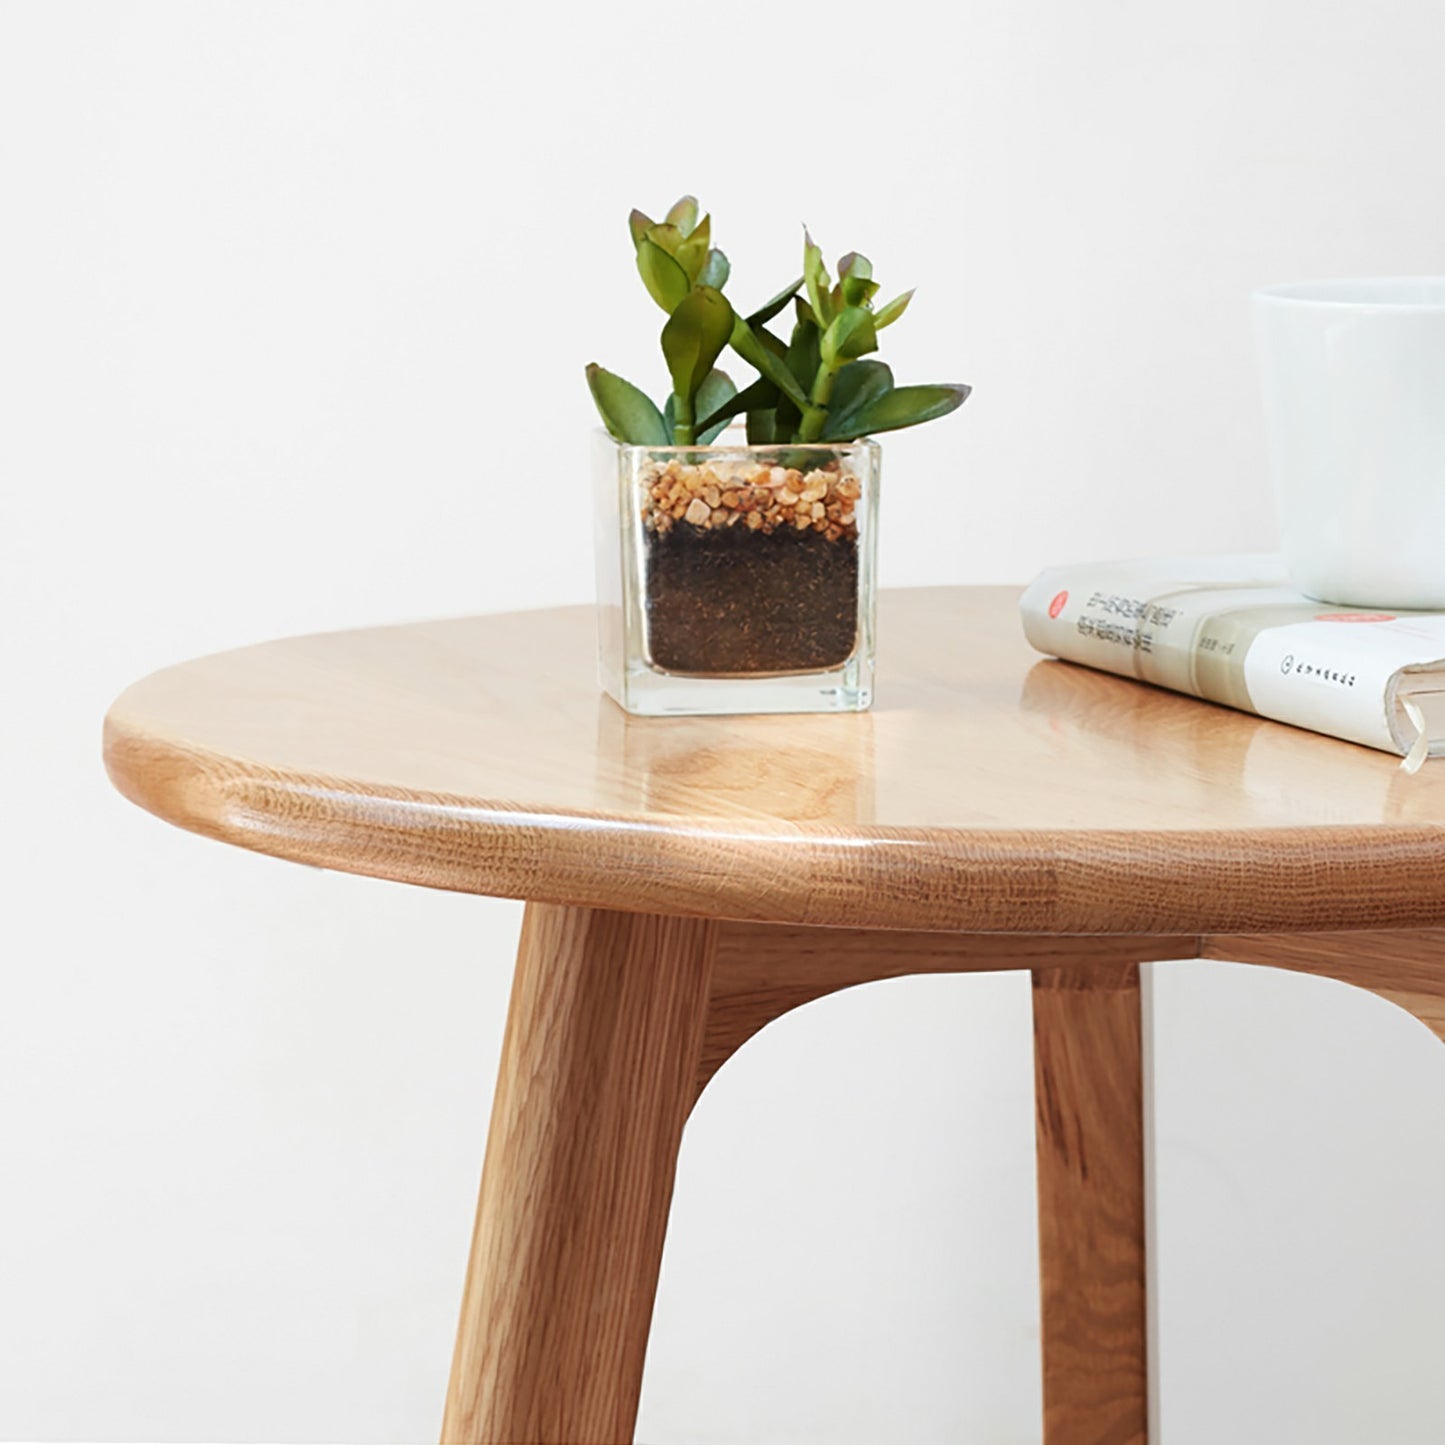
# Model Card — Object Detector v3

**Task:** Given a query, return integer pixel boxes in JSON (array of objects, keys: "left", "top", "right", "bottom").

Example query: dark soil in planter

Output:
[{"left": 644, "top": 524, "right": 859, "bottom": 676}]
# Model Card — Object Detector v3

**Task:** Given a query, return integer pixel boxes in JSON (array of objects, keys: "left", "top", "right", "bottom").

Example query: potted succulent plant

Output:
[{"left": 590, "top": 196, "right": 970, "bottom": 715}]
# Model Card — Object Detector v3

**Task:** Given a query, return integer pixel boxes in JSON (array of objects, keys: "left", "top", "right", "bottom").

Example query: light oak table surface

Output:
[
  {"left": 104, "top": 586, "right": 1445, "bottom": 1445},
  {"left": 105, "top": 586, "right": 1445, "bottom": 934}
]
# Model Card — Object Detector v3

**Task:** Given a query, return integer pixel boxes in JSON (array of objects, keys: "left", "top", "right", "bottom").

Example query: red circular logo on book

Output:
[
  {"left": 1048, "top": 590, "right": 1069, "bottom": 619},
  {"left": 1315, "top": 612, "right": 1396, "bottom": 623}
]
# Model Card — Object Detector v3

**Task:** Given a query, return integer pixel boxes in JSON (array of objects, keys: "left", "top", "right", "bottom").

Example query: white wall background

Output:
[{"left": 3, "top": 1, "right": 1443, "bottom": 1441}]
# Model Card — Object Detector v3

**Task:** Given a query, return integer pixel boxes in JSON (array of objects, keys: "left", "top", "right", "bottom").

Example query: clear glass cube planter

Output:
[{"left": 595, "top": 429, "right": 881, "bottom": 716}]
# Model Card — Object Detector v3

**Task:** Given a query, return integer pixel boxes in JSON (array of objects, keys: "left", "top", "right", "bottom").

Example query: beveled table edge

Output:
[{"left": 103, "top": 719, "right": 1445, "bottom": 935}]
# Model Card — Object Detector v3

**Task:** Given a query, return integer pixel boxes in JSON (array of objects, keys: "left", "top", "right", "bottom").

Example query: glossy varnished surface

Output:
[{"left": 104, "top": 587, "right": 1445, "bottom": 932}]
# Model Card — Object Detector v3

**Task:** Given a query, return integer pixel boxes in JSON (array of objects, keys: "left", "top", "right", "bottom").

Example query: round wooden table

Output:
[{"left": 104, "top": 586, "right": 1445, "bottom": 1445}]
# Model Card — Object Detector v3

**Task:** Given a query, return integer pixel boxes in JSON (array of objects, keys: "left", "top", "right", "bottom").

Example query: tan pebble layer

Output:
[{"left": 641, "top": 460, "right": 862, "bottom": 541}]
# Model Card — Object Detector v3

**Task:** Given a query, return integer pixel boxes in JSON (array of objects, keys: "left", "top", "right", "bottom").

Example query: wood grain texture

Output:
[
  {"left": 1033, "top": 964, "right": 1148, "bottom": 1445},
  {"left": 440, "top": 905, "right": 716, "bottom": 1445},
  {"left": 103, "top": 588, "right": 1445, "bottom": 934},
  {"left": 700, "top": 924, "right": 1197, "bottom": 1098},
  {"left": 1203, "top": 930, "right": 1445, "bottom": 1042}
]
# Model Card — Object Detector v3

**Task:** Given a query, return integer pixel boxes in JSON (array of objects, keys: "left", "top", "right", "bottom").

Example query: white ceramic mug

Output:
[{"left": 1253, "top": 277, "right": 1445, "bottom": 608}]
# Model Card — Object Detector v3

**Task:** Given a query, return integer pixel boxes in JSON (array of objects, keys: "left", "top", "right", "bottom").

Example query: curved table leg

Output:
[{"left": 441, "top": 904, "right": 717, "bottom": 1445}]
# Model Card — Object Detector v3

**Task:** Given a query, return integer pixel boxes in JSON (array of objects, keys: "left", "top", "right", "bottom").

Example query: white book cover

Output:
[{"left": 1020, "top": 555, "right": 1445, "bottom": 769}]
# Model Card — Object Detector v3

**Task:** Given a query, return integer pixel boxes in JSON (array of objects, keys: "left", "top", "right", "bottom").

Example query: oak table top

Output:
[{"left": 103, "top": 585, "right": 1445, "bottom": 935}]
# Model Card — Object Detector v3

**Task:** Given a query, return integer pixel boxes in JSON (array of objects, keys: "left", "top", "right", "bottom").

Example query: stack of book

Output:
[{"left": 1020, "top": 556, "right": 1445, "bottom": 771}]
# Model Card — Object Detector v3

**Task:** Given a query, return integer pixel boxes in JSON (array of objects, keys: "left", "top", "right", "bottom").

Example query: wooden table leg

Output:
[
  {"left": 1033, "top": 962, "right": 1149, "bottom": 1445},
  {"left": 441, "top": 903, "right": 718, "bottom": 1445}
]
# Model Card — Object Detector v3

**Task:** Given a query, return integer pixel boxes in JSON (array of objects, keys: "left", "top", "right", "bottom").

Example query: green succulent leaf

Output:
[
  {"left": 645, "top": 222, "right": 684, "bottom": 257},
  {"left": 587, "top": 363, "right": 669, "bottom": 445},
  {"left": 747, "top": 278, "right": 803, "bottom": 328},
  {"left": 746, "top": 408, "right": 779, "bottom": 444},
  {"left": 820, "top": 360, "right": 895, "bottom": 440},
  {"left": 874, "top": 289, "right": 915, "bottom": 329},
  {"left": 628, "top": 209, "right": 654, "bottom": 248},
  {"left": 675, "top": 213, "right": 711, "bottom": 283},
  {"left": 794, "top": 295, "right": 818, "bottom": 328},
  {"left": 821, "top": 305, "right": 878, "bottom": 365},
  {"left": 729, "top": 316, "right": 812, "bottom": 411},
  {"left": 694, "top": 368, "right": 738, "bottom": 442},
  {"left": 841, "top": 274, "right": 880, "bottom": 307},
  {"left": 773, "top": 390, "right": 801, "bottom": 439},
  {"left": 698, "top": 247, "right": 730, "bottom": 289},
  {"left": 756, "top": 324, "right": 789, "bottom": 360},
  {"left": 837, "top": 251, "right": 872, "bottom": 281},
  {"left": 665, "top": 375, "right": 735, "bottom": 445},
  {"left": 840, "top": 382, "right": 972, "bottom": 438},
  {"left": 665, "top": 195, "right": 700, "bottom": 235},
  {"left": 697, "top": 374, "right": 777, "bottom": 437},
  {"left": 636, "top": 237, "right": 691, "bottom": 313},
  {"left": 661, "top": 286, "right": 735, "bottom": 400},
  {"left": 786, "top": 315, "right": 821, "bottom": 391},
  {"left": 803, "top": 232, "right": 833, "bottom": 327}
]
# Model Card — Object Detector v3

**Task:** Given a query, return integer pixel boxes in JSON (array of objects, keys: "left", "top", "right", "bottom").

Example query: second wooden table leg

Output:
[
  {"left": 441, "top": 904, "right": 718, "bottom": 1445},
  {"left": 1033, "top": 962, "right": 1149, "bottom": 1445}
]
